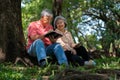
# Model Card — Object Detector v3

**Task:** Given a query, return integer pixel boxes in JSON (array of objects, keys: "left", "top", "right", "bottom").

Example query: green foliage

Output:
[
  {"left": 22, "top": 0, "right": 53, "bottom": 38},
  {"left": 96, "top": 56, "right": 120, "bottom": 69},
  {"left": 22, "top": 0, "right": 120, "bottom": 54},
  {"left": 0, "top": 57, "right": 120, "bottom": 80},
  {"left": 22, "top": 0, "right": 53, "bottom": 27}
]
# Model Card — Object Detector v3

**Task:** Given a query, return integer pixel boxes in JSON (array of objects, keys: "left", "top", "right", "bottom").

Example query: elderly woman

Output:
[
  {"left": 54, "top": 15, "right": 96, "bottom": 66},
  {"left": 26, "top": 9, "right": 68, "bottom": 67}
]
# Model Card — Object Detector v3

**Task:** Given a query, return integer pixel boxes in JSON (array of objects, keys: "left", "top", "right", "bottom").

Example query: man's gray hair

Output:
[
  {"left": 54, "top": 15, "right": 67, "bottom": 28},
  {"left": 41, "top": 9, "right": 53, "bottom": 17}
]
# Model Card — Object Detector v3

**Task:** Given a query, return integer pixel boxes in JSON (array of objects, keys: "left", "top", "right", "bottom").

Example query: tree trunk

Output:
[
  {"left": 52, "top": 0, "right": 63, "bottom": 17},
  {"left": 52, "top": 0, "right": 63, "bottom": 29},
  {"left": 0, "top": 0, "right": 26, "bottom": 62}
]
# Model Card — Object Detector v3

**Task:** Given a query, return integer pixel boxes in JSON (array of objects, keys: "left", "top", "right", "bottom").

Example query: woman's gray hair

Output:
[
  {"left": 54, "top": 16, "right": 67, "bottom": 28},
  {"left": 41, "top": 9, "right": 53, "bottom": 17}
]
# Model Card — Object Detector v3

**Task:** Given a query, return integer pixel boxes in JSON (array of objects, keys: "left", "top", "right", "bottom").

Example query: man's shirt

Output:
[{"left": 26, "top": 20, "right": 53, "bottom": 50}]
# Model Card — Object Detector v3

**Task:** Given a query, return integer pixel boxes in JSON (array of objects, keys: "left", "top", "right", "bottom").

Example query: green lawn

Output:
[{"left": 0, "top": 57, "right": 120, "bottom": 80}]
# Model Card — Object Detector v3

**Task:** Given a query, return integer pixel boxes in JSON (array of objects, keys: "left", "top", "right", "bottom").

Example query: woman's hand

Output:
[
  {"left": 74, "top": 43, "right": 81, "bottom": 48},
  {"left": 71, "top": 49, "right": 77, "bottom": 55},
  {"left": 63, "top": 45, "right": 77, "bottom": 55}
]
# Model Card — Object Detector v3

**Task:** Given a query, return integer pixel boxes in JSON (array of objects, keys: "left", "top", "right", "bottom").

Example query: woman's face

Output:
[{"left": 56, "top": 19, "right": 65, "bottom": 30}]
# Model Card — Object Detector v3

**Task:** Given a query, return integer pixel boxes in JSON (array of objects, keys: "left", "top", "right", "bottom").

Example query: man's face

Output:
[{"left": 41, "top": 15, "right": 52, "bottom": 24}]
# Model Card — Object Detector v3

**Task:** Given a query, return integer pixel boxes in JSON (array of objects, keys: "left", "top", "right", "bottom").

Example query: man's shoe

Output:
[{"left": 38, "top": 59, "right": 46, "bottom": 67}]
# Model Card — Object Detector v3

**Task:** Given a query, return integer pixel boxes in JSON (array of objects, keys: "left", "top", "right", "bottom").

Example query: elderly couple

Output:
[{"left": 26, "top": 9, "right": 96, "bottom": 67}]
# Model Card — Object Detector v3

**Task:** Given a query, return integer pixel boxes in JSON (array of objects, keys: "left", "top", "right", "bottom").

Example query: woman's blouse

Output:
[{"left": 55, "top": 29, "right": 76, "bottom": 51}]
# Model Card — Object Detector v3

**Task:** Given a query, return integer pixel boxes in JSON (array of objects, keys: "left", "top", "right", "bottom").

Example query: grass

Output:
[{"left": 0, "top": 56, "right": 120, "bottom": 80}]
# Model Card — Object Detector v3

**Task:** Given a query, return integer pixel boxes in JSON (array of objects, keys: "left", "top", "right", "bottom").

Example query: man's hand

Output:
[
  {"left": 30, "top": 35, "right": 44, "bottom": 41},
  {"left": 39, "top": 35, "right": 45, "bottom": 40}
]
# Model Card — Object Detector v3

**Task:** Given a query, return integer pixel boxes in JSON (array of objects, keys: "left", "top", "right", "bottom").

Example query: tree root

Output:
[
  {"left": 54, "top": 69, "right": 109, "bottom": 80},
  {"left": 14, "top": 57, "right": 34, "bottom": 67}
]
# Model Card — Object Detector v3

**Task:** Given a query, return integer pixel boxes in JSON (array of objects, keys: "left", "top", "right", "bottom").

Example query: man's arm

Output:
[{"left": 30, "top": 35, "right": 44, "bottom": 41}]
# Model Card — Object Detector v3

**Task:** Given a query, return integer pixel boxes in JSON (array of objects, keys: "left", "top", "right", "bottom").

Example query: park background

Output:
[{"left": 0, "top": 0, "right": 120, "bottom": 80}]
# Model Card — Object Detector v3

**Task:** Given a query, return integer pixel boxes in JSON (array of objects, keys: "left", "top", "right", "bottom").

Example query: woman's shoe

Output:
[{"left": 84, "top": 60, "right": 96, "bottom": 66}]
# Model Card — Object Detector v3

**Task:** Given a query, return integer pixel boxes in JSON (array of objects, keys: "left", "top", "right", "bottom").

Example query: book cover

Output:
[{"left": 45, "top": 31, "right": 62, "bottom": 39}]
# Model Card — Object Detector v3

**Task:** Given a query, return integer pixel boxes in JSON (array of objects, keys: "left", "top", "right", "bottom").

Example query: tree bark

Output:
[
  {"left": 0, "top": 0, "right": 25, "bottom": 62},
  {"left": 52, "top": 0, "right": 63, "bottom": 17},
  {"left": 52, "top": 0, "right": 63, "bottom": 29}
]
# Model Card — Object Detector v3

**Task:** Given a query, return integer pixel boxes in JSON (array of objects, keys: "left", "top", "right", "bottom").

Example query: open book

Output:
[{"left": 45, "top": 31, "right": 62, "bottom": 39}]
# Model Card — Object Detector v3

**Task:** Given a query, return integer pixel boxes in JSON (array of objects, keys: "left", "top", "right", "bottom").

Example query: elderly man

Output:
[{"left": 26, "top": 9, "right": 68, "bottom": 67}]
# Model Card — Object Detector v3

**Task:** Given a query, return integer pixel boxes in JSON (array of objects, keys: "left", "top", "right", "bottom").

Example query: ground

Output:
[{"left": 0, "top": 57, "right": 120, "bottom": 80}]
